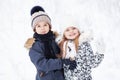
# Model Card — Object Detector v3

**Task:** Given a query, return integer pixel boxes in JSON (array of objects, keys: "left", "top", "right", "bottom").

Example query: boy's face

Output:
[
  {"left": 34, "top": 21, "right": 50, "bottom": 34},
  {"left": 64, "top": 27, "right": 80, "bottom": 40}
]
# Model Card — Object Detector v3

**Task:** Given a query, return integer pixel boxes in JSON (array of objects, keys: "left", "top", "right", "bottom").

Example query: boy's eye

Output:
[
  {"left": 36, "top": 25, "right": 41, "bottom": 28},
  {"left": 37, "top": 25, "right": 41, "bottom": 27},
  {"left": 44, "top": 24, "right": 48, "bottom": 26}
]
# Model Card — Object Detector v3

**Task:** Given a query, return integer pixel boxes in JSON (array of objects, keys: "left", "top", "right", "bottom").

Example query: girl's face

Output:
[
  {"left": 64, "top": 27, "right": 80, "bottom": 40},
  {"left": 34, "top": 21, "right": 50, "bottom": 34}
]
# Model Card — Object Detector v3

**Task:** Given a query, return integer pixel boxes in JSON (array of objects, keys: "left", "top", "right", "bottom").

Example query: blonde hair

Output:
[{"left": 59, "top": 27, "right": 80, "bottom": 58}]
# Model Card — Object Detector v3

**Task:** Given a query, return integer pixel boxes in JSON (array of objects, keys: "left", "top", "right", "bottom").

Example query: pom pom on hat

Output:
[
  {"left": 30, "top": 6, "right": 51, "bottom": 30},
  {"left": 30, "top": 6, "right": 45, "bottom": 15}
]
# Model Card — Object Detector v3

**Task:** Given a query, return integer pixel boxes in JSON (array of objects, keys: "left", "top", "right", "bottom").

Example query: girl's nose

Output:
[{"left": 69, "top": 30, "right": 73, "bottom": 33}]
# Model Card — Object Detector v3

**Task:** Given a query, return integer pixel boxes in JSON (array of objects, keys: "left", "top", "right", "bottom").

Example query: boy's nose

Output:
[{"left": 41, "top": 26, "right": 45, "bottom": 29}]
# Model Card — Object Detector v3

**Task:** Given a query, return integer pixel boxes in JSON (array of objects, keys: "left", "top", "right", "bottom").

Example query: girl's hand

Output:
[
  {"left": 69, "top": 60, "right": 77, "bottom": 70},
  {"left": 70, "top": 57, "right": 75, "bottom": 61}
]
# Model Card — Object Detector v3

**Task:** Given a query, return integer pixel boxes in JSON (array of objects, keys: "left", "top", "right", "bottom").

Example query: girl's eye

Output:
[
  {"left": 66, "top": 29, "right": 69, "bottom": 32},
  {"left": 44, "top": 24, "right": 48, "bottom": 27},
  {"left": 72, "top": 27, "right": 76, "bottom": 30}
]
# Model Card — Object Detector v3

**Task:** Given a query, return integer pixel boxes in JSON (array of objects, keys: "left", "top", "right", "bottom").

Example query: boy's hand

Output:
[{"left": 62, "top": 58, "right": 77, "bottom": 70}]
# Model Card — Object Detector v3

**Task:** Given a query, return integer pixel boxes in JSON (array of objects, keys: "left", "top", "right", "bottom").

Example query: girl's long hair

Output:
[{"left": 59, "top": 28, "right": 80, "bottom": 58}]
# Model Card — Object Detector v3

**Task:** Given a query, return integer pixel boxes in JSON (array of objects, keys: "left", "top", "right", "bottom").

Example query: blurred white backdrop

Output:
[{"left": 0, "top": 0, "right": 120, "bottom": 80}]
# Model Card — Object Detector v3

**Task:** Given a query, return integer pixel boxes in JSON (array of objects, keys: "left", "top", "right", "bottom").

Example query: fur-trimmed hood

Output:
[
  {"left": 78, "top": 31, "right": 105, "bottom": 54},
  {"left": 78, "top": 30, "right": 93, "bottom": 45}
]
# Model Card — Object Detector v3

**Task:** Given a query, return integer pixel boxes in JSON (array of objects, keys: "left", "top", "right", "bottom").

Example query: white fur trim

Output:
[
  {"left": 55, "top": 33, "right": 63, "bottom": 44},
  {"left": 91, "top": 38, "right": 106, "bottom": 54},
  {"left": 79, "top": 30, "right": 94, "bottom": 45},
  {"left": 79, "top": 31, "right": 105, "bottom": 54}
]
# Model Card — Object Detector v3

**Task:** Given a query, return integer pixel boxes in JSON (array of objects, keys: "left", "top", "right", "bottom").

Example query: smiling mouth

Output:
[{"left": 69, "top": 33, "right": 76, "bottom": 36}]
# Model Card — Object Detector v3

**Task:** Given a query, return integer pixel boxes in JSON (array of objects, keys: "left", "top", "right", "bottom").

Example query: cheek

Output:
[
  {"left": 76, "top": 32, "right": 79, "bottom": 36},
  {"left": 64, "top": 32, "right": 68, "bottom": 37},
  {"left": 75, "top": 30, "right": 79, "bottom": 34},
  {"left": 36, "top": 28, "right": 41, "bottom": 31},
  {"left": 35, "top": 28, "right": 42, "bottom": 34},
  {"left": 64, "top": 33, "right": 71, "bottom": 39},
  {"left": 46, "top": 27, "right": 50, "bottom": 31}
]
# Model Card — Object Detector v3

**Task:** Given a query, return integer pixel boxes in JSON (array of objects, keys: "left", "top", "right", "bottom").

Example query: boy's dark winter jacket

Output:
[{"left": 28, "top": 31, "right": 64, "bottom": 80}]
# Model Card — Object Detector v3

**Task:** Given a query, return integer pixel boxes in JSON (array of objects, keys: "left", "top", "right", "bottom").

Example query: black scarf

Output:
[{"left": 33, "top": 31, "right": 60, "bottom": 59}]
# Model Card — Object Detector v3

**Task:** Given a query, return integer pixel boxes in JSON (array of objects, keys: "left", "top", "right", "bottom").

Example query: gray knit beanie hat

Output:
[{"left": 31, "top": 6, "right": 51, "bottom": 29}]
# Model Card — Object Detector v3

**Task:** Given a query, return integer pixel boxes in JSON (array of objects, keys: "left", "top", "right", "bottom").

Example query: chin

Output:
[{"left": 68, "top": 37, "right": 75, "bottom": 40}]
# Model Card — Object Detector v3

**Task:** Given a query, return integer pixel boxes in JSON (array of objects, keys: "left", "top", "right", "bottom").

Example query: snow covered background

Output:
[{"left": 0, "top": 0, "right": 120, "bottom": 80}]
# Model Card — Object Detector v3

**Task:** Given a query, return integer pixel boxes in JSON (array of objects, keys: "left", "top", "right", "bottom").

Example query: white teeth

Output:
[{"left": 70, "top": 33, "right": 76, "bottom": 36}]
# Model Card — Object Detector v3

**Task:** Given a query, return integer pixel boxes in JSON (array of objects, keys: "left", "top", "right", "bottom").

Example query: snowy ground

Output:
[{"left": 0, "top": 0, "right": 120, "bottom": 80}]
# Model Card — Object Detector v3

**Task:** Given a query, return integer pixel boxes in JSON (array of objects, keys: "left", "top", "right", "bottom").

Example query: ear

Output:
[{"left": 24, "top": 38, "right": 35, "bottom": 49}]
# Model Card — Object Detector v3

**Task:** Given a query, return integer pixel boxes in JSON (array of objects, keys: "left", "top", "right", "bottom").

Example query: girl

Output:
[
  {"left": 24, "top": 6, "right": 77, "bottom": 80},
  {"left": 59, "top": 26, "right": 104, "bottom": 80}
]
